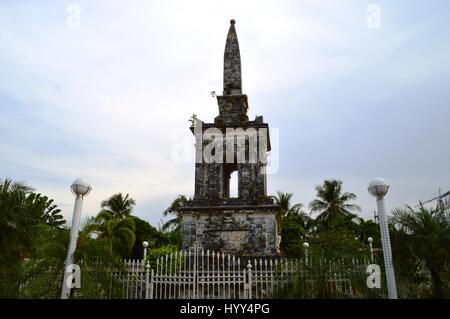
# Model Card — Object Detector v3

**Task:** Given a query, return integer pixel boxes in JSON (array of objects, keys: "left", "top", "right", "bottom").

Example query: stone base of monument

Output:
[{"left": 180, "top": 207, "right": 279, "bottom": 257}]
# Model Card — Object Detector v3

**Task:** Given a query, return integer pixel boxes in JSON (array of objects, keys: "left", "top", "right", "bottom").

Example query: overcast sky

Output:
[{"left": 1, "top": 0, "right": 449, "bottom": 227}]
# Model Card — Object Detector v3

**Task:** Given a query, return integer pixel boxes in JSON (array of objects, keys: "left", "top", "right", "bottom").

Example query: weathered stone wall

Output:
[
  {"left": 215, "top": 95, "right": 248, "bottom": 125},
  {"left": 193, "top": 124, "right": 269, "bottom": 201},
  {"left": 181, "top": 210, "right": 279, "bottom": 256}
]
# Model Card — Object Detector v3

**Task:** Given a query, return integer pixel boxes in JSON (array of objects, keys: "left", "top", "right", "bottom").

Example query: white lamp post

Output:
[
  {"left": 368, "top": 177, "right": 397, "bottom": 299},
  {"left": 368, "top": 237, "right": 374, "bottom": 263},
  {"left": 61, "top": 178, "right": 92, "bottom": 299},
  {"left": 303, "top": 242, "right": 309, "bottom": 265},
  {"left": 143, "top": 241, "right": 149, "bottom": 261}
]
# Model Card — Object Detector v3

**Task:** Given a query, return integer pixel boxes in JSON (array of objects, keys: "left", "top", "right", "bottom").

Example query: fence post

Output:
[
  {"left": 246, "top": 262, "right": 253, "bottom": 299},
  {"left": 150, "top": 269, "right": 154, "bottom": 299},
  {"left": 145, "top": 261, "right": 150, "bottom": 299}
]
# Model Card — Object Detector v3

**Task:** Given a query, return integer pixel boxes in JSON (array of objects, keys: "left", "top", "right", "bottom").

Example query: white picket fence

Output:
[{"left": 109, "top": 246, "right": 372, "bottom": 299}]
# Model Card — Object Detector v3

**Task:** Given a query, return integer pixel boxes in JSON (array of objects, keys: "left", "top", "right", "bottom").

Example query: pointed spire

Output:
[{"left": 223, "top": 19, "right": 242, "bottom": 95}]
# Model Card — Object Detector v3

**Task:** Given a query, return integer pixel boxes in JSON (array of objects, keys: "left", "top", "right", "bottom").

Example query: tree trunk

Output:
[{"left": 429, "top": 267, "right": 443, "bottom": 298}]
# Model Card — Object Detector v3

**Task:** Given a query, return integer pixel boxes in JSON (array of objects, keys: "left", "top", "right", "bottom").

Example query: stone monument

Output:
[{"left": 180, "top": 20, "right": 280, "bottom": 256}]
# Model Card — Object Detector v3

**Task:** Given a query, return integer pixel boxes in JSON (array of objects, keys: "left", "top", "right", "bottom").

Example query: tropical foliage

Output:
[
  {"left": 390, "top": 205, "right": 450, "bottom": 298},
  {"left": 0, "top": 178, "right": 66, "bottom": 297},
  {"left": 0, "top": 183, "right": 175, "bottom": 298},
  {"left": 144, "top": 244, "right": 180, "bottom": 270},
  {"left": 1, "top": 176, "right": 449, "bottom": 299},
  {"left": 127, "top": 216, "right": 169, "bottom": 259},
  {"left": 309, "top": 179, "right": 361, "bottom": 228},
  {"left": 158, "top": 194, "right": 189, "bottom": 248},
  {"left": 272, "top": 191, "right": 304, "bottom": 232},
  {"left": 162, "top": 194, "right": 189, "bottom": 232},
  {"left": 100, "top": 193, "right": 136, "bottom": 219},
  {"left": 84, "top": 211, "right": 136, "bottom": 256},
  {"left": 280, "top": 209, "right": 313, "bottom": 257},
  {"left": 19, "top": 221, "right": 124, "bottom": 299},
  {"left": 272, "top": 191, "right": 303, "bottom": 218}
]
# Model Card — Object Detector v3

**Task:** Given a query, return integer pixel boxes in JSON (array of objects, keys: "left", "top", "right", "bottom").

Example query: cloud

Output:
[{"left": 0, "top": 1, "right": 449, "bottom": 225}]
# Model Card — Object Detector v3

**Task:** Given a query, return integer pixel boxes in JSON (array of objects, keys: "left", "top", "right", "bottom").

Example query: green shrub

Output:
[{"left": 145, "top": 245, "right": 181, "bottom": 273}]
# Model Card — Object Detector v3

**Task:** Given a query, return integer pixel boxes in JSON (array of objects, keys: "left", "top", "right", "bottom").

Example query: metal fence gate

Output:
[
  {"left": 149, "top": 245, "right": 250, "bottom": 299},
  {"left": 112, "top": 246, "right": 372, "bottom": 299}
]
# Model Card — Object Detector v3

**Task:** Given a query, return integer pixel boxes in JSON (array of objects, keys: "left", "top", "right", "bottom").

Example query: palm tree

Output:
[
  {"left": 20, "top": 219, "right": 125, "bottom": 298},
  {"left": 100, "top": 193, "right": 136, "bottom": 219},
  {"left": 0, "top": 178, "right": 66, "bottom": 297},
  {"left": 309, "top": 179, "right": 361, "bottom": 226},
  {"left": 273, "top": 192, "right": 310, "bottom": 255},
  {"left": 390, "top": 205, "right": 450, "bottom": 298},
  {"left": 355, "top": 218, "right": 379, "bottom": 243},
  {"left": 162, "top": 195, "right": 189, "bottom": 231},
  {"left": 0, "top": 178, "right": 34, "bottom": 194},
  {"left": 85, "top": 211, "right": 136, "bottom": 256},
  {"left": 273, "top": 191, "right": 304, "bottom": 232},
  {"left": 272, "top": 191, "right": 304, "bottom": 219},
  {"left": 281, "top": 209, "right": 314, "bottom": 255}
]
